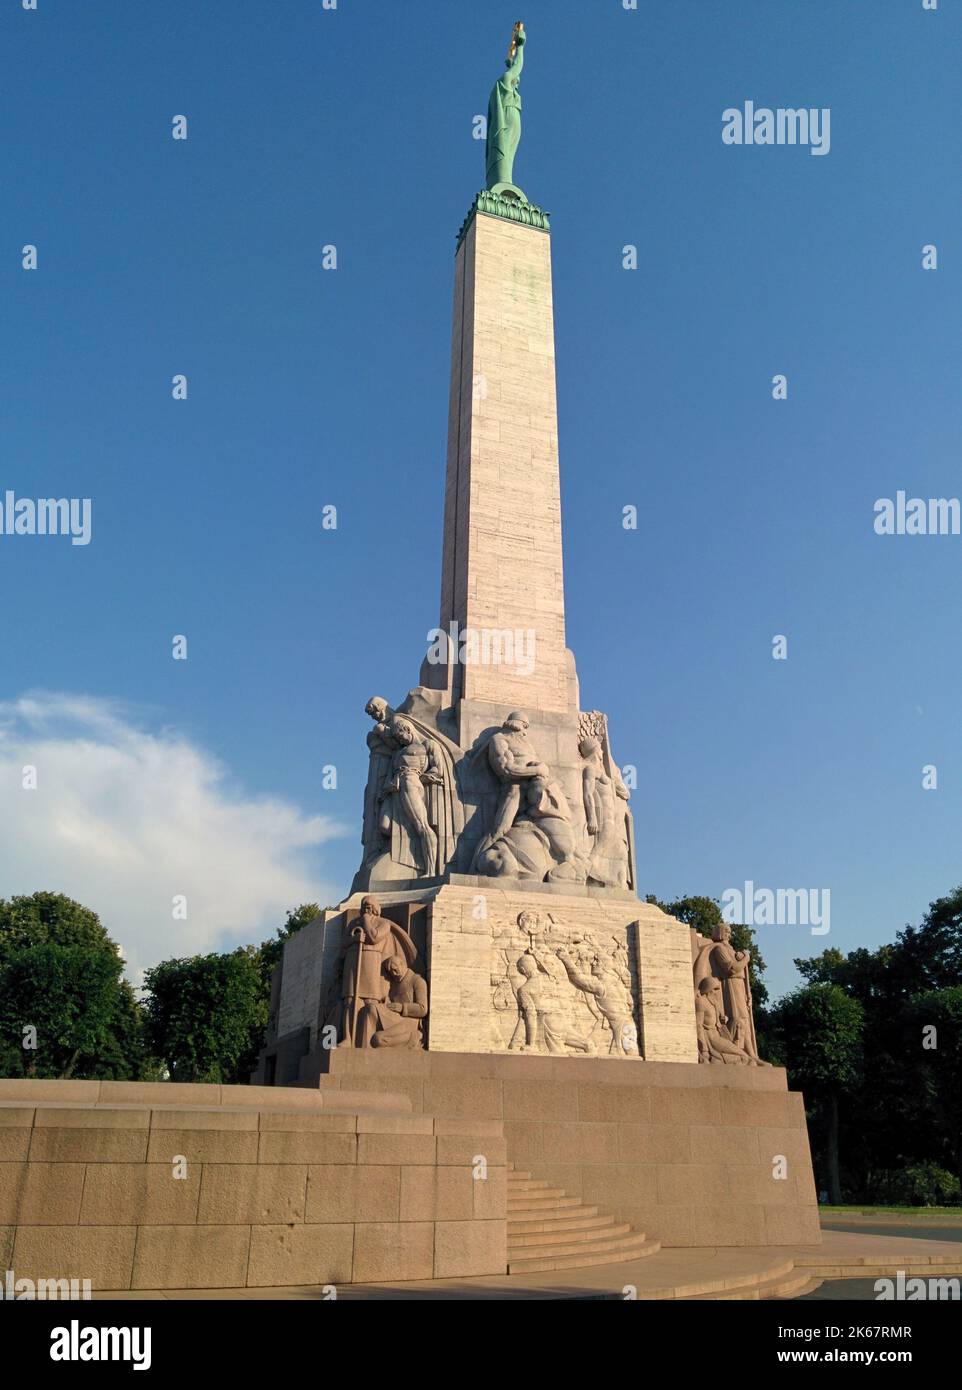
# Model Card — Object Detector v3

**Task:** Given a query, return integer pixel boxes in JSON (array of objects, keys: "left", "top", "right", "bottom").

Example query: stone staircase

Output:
[{"left": 507, "top": 1162, "right": 660, "bottom": 1274}]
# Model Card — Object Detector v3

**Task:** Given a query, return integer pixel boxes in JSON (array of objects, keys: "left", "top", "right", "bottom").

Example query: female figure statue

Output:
[{"left": 486, "top": 23, "right": 526, "bottom": 191}]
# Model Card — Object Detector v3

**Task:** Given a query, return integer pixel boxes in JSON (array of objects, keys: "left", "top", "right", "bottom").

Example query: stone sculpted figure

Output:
[
  {"left": 510, "top": 951, "right": 593, "bottom": 1056},
  {"left": 331, "top": 896, "right": 418, "bottom": 1048},
  {"left": 379, "top": 717, "right": 443, "bottom": 876},
  {"left": 361, "top": 696, "right": 398, "bottom": 860},
  {"left": 695, "top": 976, "right": 750, "bottom": 1064},
  {"left": 691, "top": 924, "right": 770, "bottom": 1065},
  {"left": 580, "top": 735, "right": 631, "bottom": 889},
  {"left": 472, "top": 712, "right": 584, "bottom": 883},
  {"left": 555, "top": 946, "right": 639, "bottom": 1056},
  {"left": 361, "top": 955, "right": 428, "bottom": 1050},
  {"left": 356, "top": 697, "right": 463, "bottom": 886},
  {"left": 486, "top": 22, "right": 525, "bottom": 191}
]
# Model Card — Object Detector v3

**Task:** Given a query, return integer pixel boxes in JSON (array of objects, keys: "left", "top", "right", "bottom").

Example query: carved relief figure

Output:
[
  {"left": 330, "top": 896, "right": 418, "bottom": 1048},
  {"left": 472, "top": 712, "right": 584, "bottom": 883},
  {"left": 488, "top": 913, "right": 639, "bottom": 1057},
  {"left": 580, "top": 735, "right": 630, "bottom": 889},
  {"left": 555, "top": 946, "right": 639, "bottom": 1055},
  {"left": 510, "top": 952, "right": 593, "bottom": 1056}
]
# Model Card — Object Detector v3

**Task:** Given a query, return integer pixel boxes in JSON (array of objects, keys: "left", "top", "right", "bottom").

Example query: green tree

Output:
[
  {"left": 143, "top": 903, "right": 322, "bottom": 1086},
  {"left": 901, "top": 988, "right": 962, "bottom": 1189},
  {"left": 793, "top": 894, "right": 962, "bottom": 1202},
  {"left": 768, "top": 983, "right": 864, "bottom": 1203},
  {"left": 143, "top": 950, "right": 267, "bottom": 1084},
  {"left": 892, "top": 887, "right": 962, "bottom": 992},
  {"left": 0, "top": 892, "right": 146, "bottom": 1080}
]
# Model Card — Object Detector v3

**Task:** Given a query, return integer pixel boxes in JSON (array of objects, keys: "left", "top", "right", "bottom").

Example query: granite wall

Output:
[
  {"left": 312, "top": 1050, "right": 822, "bottom": 1249},
  {"left": 0, "top": 1079, "right": 506, "bottom": 1290}
]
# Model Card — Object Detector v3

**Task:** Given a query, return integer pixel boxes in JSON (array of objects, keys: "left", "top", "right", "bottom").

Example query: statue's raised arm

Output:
[{"left": 485, "top": 22, "right": 526, "bottom": 195}]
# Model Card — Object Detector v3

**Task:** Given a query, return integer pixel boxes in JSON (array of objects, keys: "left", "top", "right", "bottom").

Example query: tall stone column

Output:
[{"left": 437, "top": 205, "right": 577, "bottom": 716}]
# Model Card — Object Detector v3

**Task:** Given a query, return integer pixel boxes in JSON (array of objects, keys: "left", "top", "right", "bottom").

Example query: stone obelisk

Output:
[
  {"left": 436, "top": 187, "right": 574, "bottom": 716},
  {"left": 431, "top": 21, "right": 574, "bottom": 718}
]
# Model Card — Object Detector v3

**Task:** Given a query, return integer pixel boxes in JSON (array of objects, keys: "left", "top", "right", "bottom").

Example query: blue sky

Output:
[{"left": 1, "top": 0, "right": 959, "bottom": 995}]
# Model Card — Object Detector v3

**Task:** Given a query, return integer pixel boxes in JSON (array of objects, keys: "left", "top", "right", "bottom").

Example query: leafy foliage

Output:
[
  {"left": 142, "top": 950, "right": 266, "bottom": 1084},
  {"left": 141, "top": 903, "right": 321, "bottom": 1084},
  {"left": 0, "top": 892, "right": 146, "bottom": 1080}
]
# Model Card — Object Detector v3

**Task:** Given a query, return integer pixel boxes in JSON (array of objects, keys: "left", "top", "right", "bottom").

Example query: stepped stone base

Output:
[
  {"left": 506, "top": 1162, "right": 660, "bottom": 1272},
  {"left": 304, "top": 1049, "right": 822, "bottom": 1250}
]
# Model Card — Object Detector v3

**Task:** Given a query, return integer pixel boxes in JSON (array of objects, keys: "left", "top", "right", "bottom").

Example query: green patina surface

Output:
[
  {"left": 455, "top": 189, "right": 551, "bottom": 251},
  {"left": 485, "top": 24, "right": 525, "bottom": 192},
  {"left": 455, "top": 25, "right": 548, "bottom": 251}
]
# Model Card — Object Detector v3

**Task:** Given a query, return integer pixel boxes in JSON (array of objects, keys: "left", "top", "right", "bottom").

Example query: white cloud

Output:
[{"left": 0, "top": 692, "right": 345, "bottom": 984}]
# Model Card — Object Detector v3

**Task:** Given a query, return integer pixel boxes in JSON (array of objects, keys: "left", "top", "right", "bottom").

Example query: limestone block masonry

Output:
[
  {"left": 311, "top": 1050, "right": 822, "bottom": 1250},
  {"left": 440, "top": 211, "right": 571, "bottom": 714},
  {"left": 0, "top": 1080, "right": 506, "bottom": 1290},
  {"left": 424, "top": 883, "right": 697, "bottom": 1061}
]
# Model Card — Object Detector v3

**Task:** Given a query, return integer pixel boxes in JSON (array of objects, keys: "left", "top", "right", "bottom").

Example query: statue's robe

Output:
[
  {"left": 709, "top": 938, "right": 759, "bottom": 1057},
  {"left": 485, "top": 49, "right": 523, "bottom": 188}
]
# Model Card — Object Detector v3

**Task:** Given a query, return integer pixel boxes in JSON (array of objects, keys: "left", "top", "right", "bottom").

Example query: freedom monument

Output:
[
  {"left": 251, "top": 23, "right": 821, "bottom": 1273},
  {"left": 0, "top": 28, "right": 819, "bottom": 1294}
]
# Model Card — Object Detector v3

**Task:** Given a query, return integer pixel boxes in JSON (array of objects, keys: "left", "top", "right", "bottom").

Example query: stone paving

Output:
[{"left": 95, "top": 1227, "right": 962, "bottom": 1301}]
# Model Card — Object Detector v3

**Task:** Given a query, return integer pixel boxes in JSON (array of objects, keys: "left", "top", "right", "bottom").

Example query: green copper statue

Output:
[{"left": 485, "top": 22, "right": 526, "bottom": 197}]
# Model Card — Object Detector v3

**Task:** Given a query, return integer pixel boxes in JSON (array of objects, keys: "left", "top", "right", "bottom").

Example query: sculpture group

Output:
[
  {"left": 326, "top": 896, "right": 428, "bottom": 1049},
  {"left": 356, "top": 699, "right": 633, "bottom": 893},
  {"left": 360, "top": 697, "right": 463, "bottom": 882},
  {"left": 691, "top": 923, "right": 769, "bottom": 1066},
  {"left": 491, "top": 911, "right": 639, "bottom": 1057}
]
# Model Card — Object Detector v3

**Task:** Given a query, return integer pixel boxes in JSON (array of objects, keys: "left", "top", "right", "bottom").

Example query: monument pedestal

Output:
[
  {"left": 302, "top": 1049, "right": 822, "bottom": 1250},
  {"left": 256, "top": 879, "right": 697, "bottom": 1081}
]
